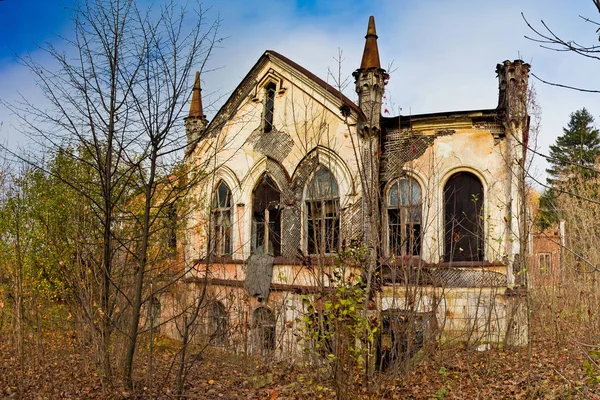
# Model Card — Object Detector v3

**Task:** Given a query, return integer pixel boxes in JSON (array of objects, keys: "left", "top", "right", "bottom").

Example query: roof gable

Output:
[{"left": 205, "top": 50, "right": 363, "bottom": 136}]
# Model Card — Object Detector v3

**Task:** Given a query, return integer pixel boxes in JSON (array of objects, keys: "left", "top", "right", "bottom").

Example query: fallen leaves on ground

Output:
[{"left": 1, "top": 329, "right": 599, "bottom": 399}]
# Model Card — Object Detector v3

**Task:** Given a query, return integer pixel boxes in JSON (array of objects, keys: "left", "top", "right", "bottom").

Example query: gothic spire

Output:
[
  {"left": 360, "top": 16, "right": 381, "bottom": 70},
  {"left": 189, "top": 71, "right": 205, "bottom": 118}
]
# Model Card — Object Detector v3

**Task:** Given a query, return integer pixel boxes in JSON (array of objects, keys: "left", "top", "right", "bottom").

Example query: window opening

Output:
[
  {"left": 444, "top": 172, "right": 484, "bottom": 262},
  {"left": 306, "top": 167, "right": 340, "bottom": 254},
  {"left": 378, "top": 310, "right": 429, "bottom": 371},
  {"left": 387, "top": 177, "right": 422, "bottom": 257},
  {"left": 254, "top": 306, "right": 276, "bottom": 354},
  {"left": 147, "top": 297, "right": 161, "bottom": 332},
  {"left": 211, "top": 181, "right": 232, "bottom": 256},
  {"left": 209, "top": 301, "right": 228, "bottom": 345},
  {"left": 263, "top": 82, "right": 276, "bottom": 133},
  {"left": 538, "top": 253, "right": 552, "bottom": 274},
  {"left": 252, "top": 174, "right": 281, "bottom": 256},
  {"left": 166, "top": 203, "right": 177, "bottom": 253}
]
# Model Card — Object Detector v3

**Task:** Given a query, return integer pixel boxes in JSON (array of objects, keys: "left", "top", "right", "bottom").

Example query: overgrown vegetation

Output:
[{"left": 4, "top": 1, "right": 600, "bottom": 399}]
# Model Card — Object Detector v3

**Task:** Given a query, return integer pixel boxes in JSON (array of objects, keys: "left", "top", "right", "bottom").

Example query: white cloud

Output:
[{"left": 2, "top": 0, "right": 600, "bottom": 187}]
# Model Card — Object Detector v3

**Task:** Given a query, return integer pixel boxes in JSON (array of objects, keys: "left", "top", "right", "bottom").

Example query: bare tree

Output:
[
  {"left": 3, "top": 0, "right": 220, "bottom": 392},
  {"left": 523, "top": 1, "right": 600, "bottom": 93}
]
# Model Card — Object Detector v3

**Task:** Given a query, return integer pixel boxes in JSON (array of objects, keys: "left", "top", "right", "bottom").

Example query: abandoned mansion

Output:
[{"left": 167, "top": 16, "right": 531, "bottom": 357}]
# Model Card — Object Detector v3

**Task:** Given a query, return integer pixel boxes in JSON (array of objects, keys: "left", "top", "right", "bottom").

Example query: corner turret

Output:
[{"left": 353, "top": 16, "right": 388, "bottom": 133}]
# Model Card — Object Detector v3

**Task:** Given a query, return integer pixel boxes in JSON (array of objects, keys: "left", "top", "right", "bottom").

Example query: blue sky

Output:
[
  {"left": 0, "top": 1, "right": 72, "bottom": 65},
  {"left": 2, "top": 0, "right": 600, "bottom": 185}
]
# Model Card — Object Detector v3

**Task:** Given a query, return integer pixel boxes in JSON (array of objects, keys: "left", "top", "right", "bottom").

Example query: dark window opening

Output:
[
  {"left": 444, "top": 172, "right": 484, "bottom": 262},
  {"left": 377, "top": 310, "right": 430, "bottom": 371},
  {"left": 254, "top": 306, "right": 276, "bottom": 354},
  {"left": 263, "top": 82, "right": 276, "bottom": 133},
  {"left": 166, "top": 203, "right": 177, "bottom": 252},
  {"left": 252, "top": 174, "right": 281, "bottom": 256},
  {"left": 147, "top": 297, "right": 161, "bottom": 332},
  {"left": 211, "top": 181, "right": 232, "bottom": 256},
  {"left": 387, "top": 178, "right": 422, "bottom": 257},
  {"left": 209, "top": 301, "right": 228, "bottom": 345},
  {"left": 306, "top": 167, "right": 340, "bottom": 255}
]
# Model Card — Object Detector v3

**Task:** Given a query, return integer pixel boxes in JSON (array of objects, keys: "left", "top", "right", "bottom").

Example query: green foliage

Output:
[
  {"left": 537, "top": 188, "right": 558, "bottom": 230},
  {"left": 583, "top": 347, "right": 600, "bottom": 384},
  {"left": 296, "top": 244, "right": 377, "bottom": 397},
  {"left": 429, "top": 386, "right": 448, "bottom": 400},
  {"left": 547, "top": 108, "right": 600, "bottom": 182},
  {"left": 0, "top": 147, "right": 104, "bottom": 305},
  {"left": 539, "top": 108, "right": 600, "bottom": 228}
]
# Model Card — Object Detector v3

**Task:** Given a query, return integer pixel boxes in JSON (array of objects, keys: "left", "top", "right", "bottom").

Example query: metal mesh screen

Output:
[{"left": 383, "top": 266, "right": 507, "bottom": 288}]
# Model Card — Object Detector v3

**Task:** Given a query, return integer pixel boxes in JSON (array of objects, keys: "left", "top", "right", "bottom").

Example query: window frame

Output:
[
  {"left": 385, "top": 177, "right": 422, "bottom": 258},
  {"left": 251, "top": 174, "right": 282, "bottom": 256},
  {"left": 304, "top": 166, "right": 340, "bottom": 255},
  {"left": 210, "top": 181, "right": 233, "bottom": 257},
  {"left": 263, "top": 81, "right": 277, "bottom": 133},
  {"left": 538, "top": 252, "right": 552, "bottom": 275}
]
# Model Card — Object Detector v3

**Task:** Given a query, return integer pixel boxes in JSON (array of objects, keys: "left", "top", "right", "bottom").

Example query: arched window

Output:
[
  {"left": 254, "top": 306, "right": 276, "bottom": 353},
  {"left": 263, "top": 82, "right": 277, "bottom": 133},
  {"left": 211, "top": 181, "right": 232, "bottom": 256},
  {"left": 444, "top": 172, "right": 484, "bottom": 262},
  {"left": 306, "top": 167, "right": 340, "bottom": 255},
  {"left": 387, "top": 177, "right": 422, "bottom": 256},
  {"left": 209, "top": 301, "right": 228, "bottom": 345},
  {"left": 252, "top": 174, "right": 281, "bottom": 256}
]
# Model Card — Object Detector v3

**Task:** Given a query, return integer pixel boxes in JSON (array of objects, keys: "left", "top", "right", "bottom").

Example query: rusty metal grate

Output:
[{"left": 383, "top": 266, "right": 507, "bottom": 288}]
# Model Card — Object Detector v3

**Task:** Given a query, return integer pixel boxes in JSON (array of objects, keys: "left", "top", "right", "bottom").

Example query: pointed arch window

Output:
[
  {"left": 211, "top": 181, "right": 232, "bottom": 256},
  {"left": 306, "top": 167, "right": 340, "bottom": 255},
  {"left": 252, "top": 174, "right": 281, "bottom": 256},
  {"left": 263, "top": 82, "right": 277, "bottom": 133},
  {"left": 387, "top": 177, "right": 422, "bottom": 257}
]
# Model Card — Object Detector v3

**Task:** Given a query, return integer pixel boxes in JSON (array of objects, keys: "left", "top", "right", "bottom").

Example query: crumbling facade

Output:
[{"left": 173, "top": 16, "right": 531, "bottom": 357}]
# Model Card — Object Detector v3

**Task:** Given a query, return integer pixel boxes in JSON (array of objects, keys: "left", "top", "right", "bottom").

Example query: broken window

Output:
[
  {"left": 538, "top": 253, "right": 552, "bottom": 275},
  {"left": 211, "top": 181, "right": 232, "bottom": 256},
  {"left": 209, "top": 301, "right": 228, "bottom": 345},
  {"left": 378, "top": 310, "right": 430, "bottom": 370},
  {"left": 444, "top": 172, "right": 484, "bottom": 262},
  {"left": 305, "top": 167, "right": 340, "bottom": 255},
  {"left": 263, "top": 81, "right": 277, "bottom": 133},
  {"left": 252, "top": 174, "right": 281, "bottom": 256},
  {"left": 253, "top": 306, "right": 276, "bottom": 354},
  {"left": 387, "top": 177, "right": 421, "bottom": 257}
]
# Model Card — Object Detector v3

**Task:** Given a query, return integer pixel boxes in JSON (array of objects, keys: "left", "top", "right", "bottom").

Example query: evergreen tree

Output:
[
  {"left": 538, "top": 108, "right": 600, "bottom": 229},
  {"left": 547, "top": 108, "right": 600, "bottom": 182}
]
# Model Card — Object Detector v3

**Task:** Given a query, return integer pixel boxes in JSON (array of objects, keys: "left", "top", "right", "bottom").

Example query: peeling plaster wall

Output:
[
  {"left": 381, "top": 118, "right": 517, "bottom": 271},
  {"left": 381, "top": 286, "right": 527, "bottom": 346},
  {"left": 186, "top": 58, "right": 364, "bottom": 263},
  {"left": 178, "top": 55, "right": 529, "bottom": 354}
]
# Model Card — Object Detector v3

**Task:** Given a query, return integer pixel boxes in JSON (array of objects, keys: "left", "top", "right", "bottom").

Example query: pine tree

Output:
[
  {"left": 538, "top": 108, "right": 600, "bottom": 229},
  {"left": 547, "top": 108, "right": 600, "bottom": 182}
]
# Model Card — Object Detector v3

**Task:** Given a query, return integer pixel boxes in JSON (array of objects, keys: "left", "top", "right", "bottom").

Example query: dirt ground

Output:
[{"left": 1, "top": 328, "right": 600, "bottom": 399}]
